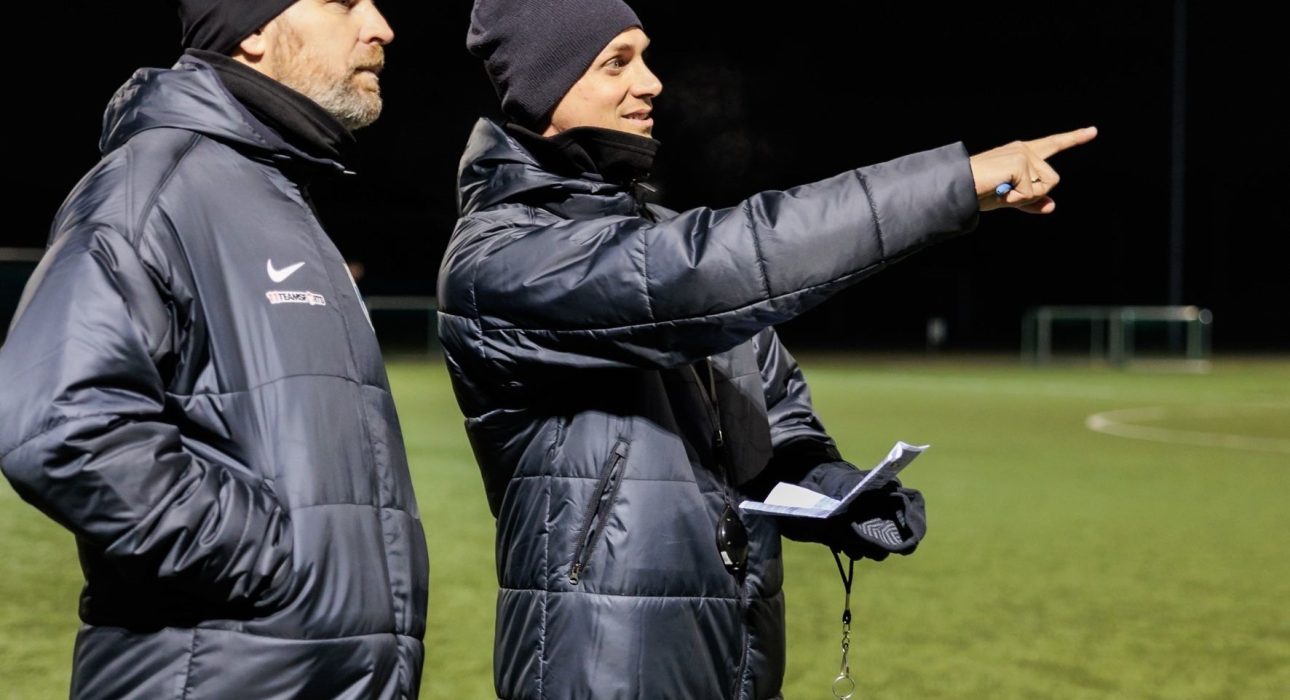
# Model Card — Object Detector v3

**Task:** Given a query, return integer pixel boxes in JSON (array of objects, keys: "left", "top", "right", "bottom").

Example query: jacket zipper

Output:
[
  {"left": 632, "top": 180, "right": 658, "bottom": 222},
  {"left": 569, "top": 439, "right": 630, "bottom": 584},
  {"left": 691, "top": 359, "right": 753, "bottom": 699}
]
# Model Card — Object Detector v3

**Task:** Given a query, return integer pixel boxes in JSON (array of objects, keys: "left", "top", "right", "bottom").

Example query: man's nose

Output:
[
  {"left": 634, "top": 62, "right": 662, "bottom": 98},
  {"left": 361, "top": 4, "right": 395, "bottom": 46}
]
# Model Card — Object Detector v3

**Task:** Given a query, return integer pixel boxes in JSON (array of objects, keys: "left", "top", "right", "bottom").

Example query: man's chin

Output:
[
  {"left": 353, "top": 104, "right": 383, "bottom": 130},
  {"left": 615, "top": 120, "right": 654, "bottom": 137}
]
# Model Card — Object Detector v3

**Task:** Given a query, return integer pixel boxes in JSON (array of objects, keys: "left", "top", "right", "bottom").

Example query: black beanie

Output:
[
  {"left": 467, "top": 0, "right": 642, "bottom": 127},
  {"left": 178, "top": 0, "right": 299, "bottom": 56}
]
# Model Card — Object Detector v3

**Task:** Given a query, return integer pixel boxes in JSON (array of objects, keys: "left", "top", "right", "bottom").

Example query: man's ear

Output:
[{"left": 235, "top": 26, "right": 272, "bottom": 63}]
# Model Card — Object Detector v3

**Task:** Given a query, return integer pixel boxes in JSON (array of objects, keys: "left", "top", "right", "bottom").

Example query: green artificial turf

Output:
[{"left": 2, "top": 357, "right": 1286, "bottom": 698}]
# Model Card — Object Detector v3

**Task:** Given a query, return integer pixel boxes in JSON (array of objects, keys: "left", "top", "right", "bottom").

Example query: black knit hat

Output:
[
  {"left": 467, "top": 0, "right": 643, "bottom": 127},
  {"left": 177, "top": 0, "right": 299, "bottom": 56}
]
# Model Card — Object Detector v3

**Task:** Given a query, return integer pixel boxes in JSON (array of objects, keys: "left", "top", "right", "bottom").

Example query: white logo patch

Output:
[
  {"left": 267, "top": 259, "right": 306, "bottom": 283},
  {"left": 266, "top": 291, "right": 327, "bottom": 306}
]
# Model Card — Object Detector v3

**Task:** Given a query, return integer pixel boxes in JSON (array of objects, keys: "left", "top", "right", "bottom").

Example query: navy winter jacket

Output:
[
  {"left": 437, "top": 119, "right": 976, "bottom": 699},
  {"left": 0, "top": 57, "right": 428, "bottom": 698}
]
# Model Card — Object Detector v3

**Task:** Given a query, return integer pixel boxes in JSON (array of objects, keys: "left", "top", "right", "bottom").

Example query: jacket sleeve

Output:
[
  {"left": 748, "top": 328, "right": 926, "bottom": 559},
  {"left": 439, "top": 143, "right": 978, "bottom": 373},
  {"left": 0, "top": 227, "right": 293, "bottom": 610},
  {"left": 748, "top": 327, "right": 855, "bottom": 500}
]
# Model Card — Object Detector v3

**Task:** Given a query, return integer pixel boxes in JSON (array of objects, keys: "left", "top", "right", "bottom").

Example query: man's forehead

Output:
[{"left": 601, "top": 32, "right": 650, "bottom": 55}]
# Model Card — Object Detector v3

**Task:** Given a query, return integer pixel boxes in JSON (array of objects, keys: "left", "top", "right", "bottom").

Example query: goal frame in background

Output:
[{"left": 1022, "top": 305, "right": 1213, "bottom": 369}]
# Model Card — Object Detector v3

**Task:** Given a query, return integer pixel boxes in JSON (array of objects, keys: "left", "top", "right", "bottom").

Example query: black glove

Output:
[
  {"left": 820, "top": 483, "right": 927, "bottom": 561},
  {"left": 766, "top": 460, "right": 928, "bottom": 562}
]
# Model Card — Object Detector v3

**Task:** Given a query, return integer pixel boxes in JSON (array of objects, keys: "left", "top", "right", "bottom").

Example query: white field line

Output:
[{"left": 1085, "top": 405, "right": 1290, "bottom": 455}]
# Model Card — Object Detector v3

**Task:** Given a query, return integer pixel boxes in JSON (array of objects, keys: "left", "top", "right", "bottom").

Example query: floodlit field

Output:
[{"left": 3, "top": 356, "right": 1287, "bottom": 698}]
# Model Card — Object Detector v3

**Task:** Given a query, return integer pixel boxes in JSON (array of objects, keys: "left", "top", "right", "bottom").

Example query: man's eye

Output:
[{"left": 605, "top": 57, "right": 626, "bottom": 69}]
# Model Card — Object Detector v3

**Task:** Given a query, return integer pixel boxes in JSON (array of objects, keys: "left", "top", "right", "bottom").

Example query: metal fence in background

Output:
[
  {"left": 1022, "top": 305, "right": 1213, "bottom": 369},
  {"left": 363, "top": 295, "right": 439, "bottom": 355}
]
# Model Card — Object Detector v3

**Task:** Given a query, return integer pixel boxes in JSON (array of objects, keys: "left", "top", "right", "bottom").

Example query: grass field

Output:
[{"left": 2, "top": 356, "right": 1287, "bottom": 698}]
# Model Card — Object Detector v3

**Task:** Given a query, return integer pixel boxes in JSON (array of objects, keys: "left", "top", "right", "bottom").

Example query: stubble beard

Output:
[{"left": 272, "top": 23, "right": 385, "bottom": 131}]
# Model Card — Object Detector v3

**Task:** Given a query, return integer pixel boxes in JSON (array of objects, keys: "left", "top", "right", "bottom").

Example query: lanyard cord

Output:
[
  {"left": 689, "top": 360, "right": 729, "bottom": 491},
  {"left": 689, "top": 359, "right": 724, "bottom": 450},
  {"left": 831, "top": 550, "right": 857, "bottom": 700}
]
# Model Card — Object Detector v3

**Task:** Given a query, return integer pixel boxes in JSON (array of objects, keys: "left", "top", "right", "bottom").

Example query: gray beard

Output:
[
  {"left": 271, "top": 24, "right": 383, "bottom": 131},
  {"left": 303, "top": 78, "right": 383, "bottom": 131}
]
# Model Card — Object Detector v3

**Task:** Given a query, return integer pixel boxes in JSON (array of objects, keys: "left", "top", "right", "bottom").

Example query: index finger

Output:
[{"left": 1025, "top": 126, "right": 1098, "bottom": 160}]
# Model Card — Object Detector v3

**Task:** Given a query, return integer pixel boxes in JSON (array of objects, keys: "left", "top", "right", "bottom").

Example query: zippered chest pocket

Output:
[{"left": 569, "top": 439, "right": 630, "bottom": 584}]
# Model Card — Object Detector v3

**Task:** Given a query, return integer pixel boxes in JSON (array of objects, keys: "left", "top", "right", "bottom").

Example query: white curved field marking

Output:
[{"left": 1085, "top": 404, "right": 1290, "bottom": 454}]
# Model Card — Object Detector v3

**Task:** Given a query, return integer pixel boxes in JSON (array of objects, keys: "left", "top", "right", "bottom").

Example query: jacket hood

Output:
[
  {"left": 456, "top": 118, "right": 638, "bottom": 218},
  {"left": 99, "top": 56, "right": 344, "bottom": 172}
]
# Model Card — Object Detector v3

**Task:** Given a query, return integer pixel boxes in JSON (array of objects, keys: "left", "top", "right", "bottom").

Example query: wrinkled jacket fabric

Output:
[
  {"left": 438, "top": 119, "right": 977, "bottom": 699},
  {"left": 0, "top": 57, "right": 428, "bottom": 699}
]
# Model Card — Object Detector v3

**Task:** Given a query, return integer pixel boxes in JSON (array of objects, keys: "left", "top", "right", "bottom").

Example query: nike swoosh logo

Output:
[{"left": 267, "top": 260, "right": 306, "bottom": 283}]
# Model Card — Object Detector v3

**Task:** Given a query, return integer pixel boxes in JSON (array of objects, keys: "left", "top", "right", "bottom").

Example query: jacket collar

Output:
[
  {"left": 99, "top": 55, "right": 348, "bottom": 175},
  {"left": 457, "top": 118, "right": 640, "bottom": 219},
  {"left": 187, "top": 49, "right": 356, "bottom": 165}
]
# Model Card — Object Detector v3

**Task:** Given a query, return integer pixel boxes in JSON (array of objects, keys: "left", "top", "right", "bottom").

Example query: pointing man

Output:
[{"left": 441, "top": 0, "right": 1095, "bottom": 697}]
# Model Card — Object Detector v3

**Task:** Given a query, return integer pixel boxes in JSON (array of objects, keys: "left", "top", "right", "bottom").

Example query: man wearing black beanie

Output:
[
  {"left": 0, "top": 2, "right": 429, "bottom": 699},
  {"left": 440, "top": 0, "right": 1097, "bottom": 697}
]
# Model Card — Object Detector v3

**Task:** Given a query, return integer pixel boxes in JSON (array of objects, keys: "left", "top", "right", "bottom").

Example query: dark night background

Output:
[{"left": 3, "top": 1, "right": 1286, "bottom": 351}]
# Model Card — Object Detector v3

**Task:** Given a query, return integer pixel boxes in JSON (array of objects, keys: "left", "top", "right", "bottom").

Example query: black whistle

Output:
[{"left": 716, "top": 503, "right": 749, "bottom": 576}]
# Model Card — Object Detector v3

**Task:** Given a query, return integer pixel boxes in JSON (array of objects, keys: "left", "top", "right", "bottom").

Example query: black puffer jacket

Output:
[
  {"left": 0, "top": 57, "right": 427, "bottom": 698},
  {"left": 437, "top": 119, "right": 977, "bottom": 699}
]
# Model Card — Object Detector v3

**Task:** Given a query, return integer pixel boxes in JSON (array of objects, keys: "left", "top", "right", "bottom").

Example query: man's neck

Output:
[{"left": 188, "top": 49, "right": 355, "bottom": 164}]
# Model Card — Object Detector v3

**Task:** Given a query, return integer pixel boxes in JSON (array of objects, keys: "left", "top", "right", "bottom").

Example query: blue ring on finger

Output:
[{"left": 995, "top": 182, "right": 1013, "bottom": 198}]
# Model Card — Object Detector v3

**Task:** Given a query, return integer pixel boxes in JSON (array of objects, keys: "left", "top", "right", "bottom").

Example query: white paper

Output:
[
  {"left": 738, "top": 441, "right": 927, "bottom": 519},
  {"left": 761, "top": 482, "right": 843, "bottom": 511}
]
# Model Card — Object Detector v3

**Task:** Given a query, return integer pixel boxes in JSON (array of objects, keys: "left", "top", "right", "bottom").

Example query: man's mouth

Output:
[
  {"left": 353, "top": 65, "right": 384, "bottom": 91},
  {"left": 622, "top": 110, "right": 653, "bottom": 126},
  {"left": 353, "top": 47, "right": 385, "bottom": 78}
]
